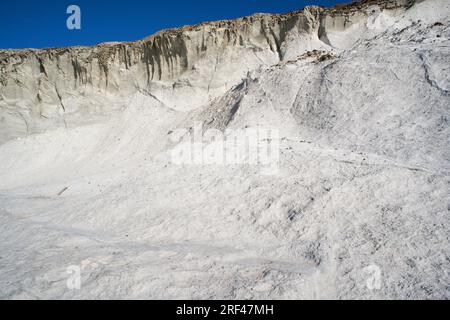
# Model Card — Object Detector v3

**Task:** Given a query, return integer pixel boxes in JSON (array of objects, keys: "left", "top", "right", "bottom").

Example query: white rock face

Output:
[{"left": 0, "top": 0, "right": 449, "bottom": 299}]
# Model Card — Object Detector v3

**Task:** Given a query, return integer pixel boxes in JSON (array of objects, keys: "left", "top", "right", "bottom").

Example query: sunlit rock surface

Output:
[{"left": 0, "top": 0, "right": 449, "bottom": 299}]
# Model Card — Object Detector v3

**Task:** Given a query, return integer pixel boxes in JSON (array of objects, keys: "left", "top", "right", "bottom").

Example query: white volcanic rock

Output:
[
  {"left": 0, "top": 0, "right": 415, "bottom": 143},
  {"left": 0, "top": 0, "right": 449, "bottom": 299}
]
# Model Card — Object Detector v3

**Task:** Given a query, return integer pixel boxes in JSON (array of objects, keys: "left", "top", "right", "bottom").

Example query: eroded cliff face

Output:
[
  {"left": 0, "top": 0, "right": 414, "bottom": 143},
  {"left": 0, "top": 0, "right": 449, "bottom": 299}
]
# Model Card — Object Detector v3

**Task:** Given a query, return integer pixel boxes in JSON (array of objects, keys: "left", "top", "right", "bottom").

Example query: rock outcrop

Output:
[
  {"left": 0, "top": 0, "right": 449, "bottom": 299},
  {"left": 0, "top": 0, "right": 415, "bottom": 143}
]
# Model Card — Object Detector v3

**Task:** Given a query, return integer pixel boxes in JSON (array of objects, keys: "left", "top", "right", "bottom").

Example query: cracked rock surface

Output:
[{"left": 0, "top": 0, "right": 449, "bottom": 299}]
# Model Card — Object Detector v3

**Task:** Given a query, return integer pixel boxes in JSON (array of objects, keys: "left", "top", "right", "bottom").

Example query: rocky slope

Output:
[
  {"left": 0, "top": 0, "right": 449, "bottom": 299},
  {"left": 1, "top": 0, "right": 415, "bottom": 143}
]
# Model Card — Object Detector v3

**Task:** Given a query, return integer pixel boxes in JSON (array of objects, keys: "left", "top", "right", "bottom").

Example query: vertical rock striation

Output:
[{"left": 0, "top": 0, "right": 414, "bottom": 142}]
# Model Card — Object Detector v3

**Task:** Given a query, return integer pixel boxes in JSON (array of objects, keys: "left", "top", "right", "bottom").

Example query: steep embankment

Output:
[
  {"left": 0, "top": 0, "right": 449, "bottom": 299},
  {"left": 0, "top": 0, "right": 414, "bottom": 143}
]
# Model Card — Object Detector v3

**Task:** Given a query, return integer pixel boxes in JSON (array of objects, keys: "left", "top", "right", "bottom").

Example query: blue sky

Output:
[{"left": 0, "top": 0, "right": 344, "bottom": 49}]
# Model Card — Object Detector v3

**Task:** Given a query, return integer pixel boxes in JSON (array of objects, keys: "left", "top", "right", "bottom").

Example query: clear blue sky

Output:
[{"left": 0, "top": 0, "right": 344, "bottom": 49}]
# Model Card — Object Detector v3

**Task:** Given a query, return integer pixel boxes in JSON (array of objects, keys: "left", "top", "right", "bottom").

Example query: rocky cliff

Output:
[
  {"left": 0, "top": 0, "right": 415, "bottom": 143},
  {"left": 0, "top": 0, "right": 449, "bottom": 299}
]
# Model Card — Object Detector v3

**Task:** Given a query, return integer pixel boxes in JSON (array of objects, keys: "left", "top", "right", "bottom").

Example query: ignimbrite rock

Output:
[{"left": 0, "top": 0, "right": 449, "bottom": 299}]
